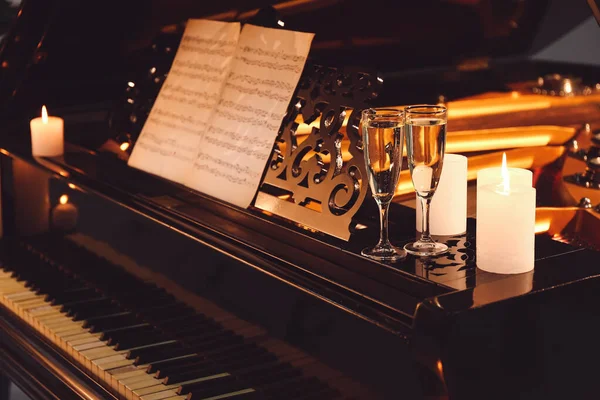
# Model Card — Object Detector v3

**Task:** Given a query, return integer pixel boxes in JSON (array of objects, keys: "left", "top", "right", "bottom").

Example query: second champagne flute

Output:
[{"left": 404, "top": 105, "right": 449, "bottom": 257}]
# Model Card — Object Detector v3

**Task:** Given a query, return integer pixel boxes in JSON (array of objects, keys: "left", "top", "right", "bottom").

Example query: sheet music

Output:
[
  {"left": 128, "top": 19, "right": 240, "bottom": 183},
  {"left": 185, "top": 24, "right": 314, "bottom": 208}
]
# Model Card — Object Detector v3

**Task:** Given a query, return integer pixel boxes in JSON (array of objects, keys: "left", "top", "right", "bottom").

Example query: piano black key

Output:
[
  {"left": 71, "top": 304, "right": 125, "bottom": 321},
  {"left": 184, "top": 332, "right": 244, "bottom": 351},
  {"left": 46, "top": 287, "right": 98, "bottom": 305},
  {"left": 177, "top": 374, "right": 239, "bottom": 396},
  {"left": 158, "top": 309, "right": 208, "bottom": 325},
  {"left": 136, "top": 303, "right": 195, "bottom": 323},
  {"left": 146, "top": 353, "right": 201, "bottom": 374},
  {"left": 174, "top": 325, "right": 234, "bottom": 345},
  {"left": 100, "top": 324, "right": 154, "bottom": 342},
  {"left": 61, "top": 296, "right": 113, "bottom": 311},
  {"left": 168, "top": 354, "right": 284, "bottom": 387},
  {"left": 83, "top": 312, "right": 137, "bottom": 331},
  {"left": 161, "top": 320, "right": 225, "bottom": 339},
  {"left": 126, "top": 341, "right": 184, "bottom": 364},
  {"left": 153, "top": 341, "right": 262, "bottom": 378},
  {"left": 166, "top": 363, "right": 221, "bottom": 386},
  {"left": 113, "top": 332, "right": 168, "bottom": 351},
  {"left": 155, "top": 357, "right": 210, "bottom": 379}
]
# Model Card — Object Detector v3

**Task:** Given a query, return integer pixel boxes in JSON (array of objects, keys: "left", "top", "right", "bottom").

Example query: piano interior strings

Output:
[{"left": 0, "top": 0, "right": 600, "bottom": 399}]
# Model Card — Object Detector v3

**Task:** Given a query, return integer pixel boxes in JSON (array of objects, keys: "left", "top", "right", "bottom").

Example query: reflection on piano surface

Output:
[{"left": 1, "top": 1, "right": 600, "bottom": 400}]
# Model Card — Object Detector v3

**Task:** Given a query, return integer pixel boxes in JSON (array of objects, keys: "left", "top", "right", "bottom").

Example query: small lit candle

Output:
[
  {"left": 51, "top": 194, "right": 78, "bottom": 231},
  {"left": 416, "top": 154, "right": 467, "bottom": 235},
  {"left": 30, "top": 105, "right": 64, "bottom": 157},
  {"left": 476, "top": 154, "right": 536, "bottom": 274}
]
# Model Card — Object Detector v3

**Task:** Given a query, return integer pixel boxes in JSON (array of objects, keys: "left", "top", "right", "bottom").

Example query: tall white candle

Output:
[
  {"left": 416, "top": 154, "right": 467, "bottom": 235},
  {"left": 30, "top": 106, "right": 64, "bottom": 157},
  {"left": 476, "top": 159, "right": 536, "bottom": 274}
]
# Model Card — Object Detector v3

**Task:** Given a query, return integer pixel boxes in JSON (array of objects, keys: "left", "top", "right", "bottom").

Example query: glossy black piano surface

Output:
[{"left": 1, "top": 1, "right": 600, "bottom": 400}]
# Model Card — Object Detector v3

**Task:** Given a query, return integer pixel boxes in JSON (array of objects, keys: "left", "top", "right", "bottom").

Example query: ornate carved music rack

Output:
[{"left": 255, "top": 63, "right": 383, "bottom": 240}]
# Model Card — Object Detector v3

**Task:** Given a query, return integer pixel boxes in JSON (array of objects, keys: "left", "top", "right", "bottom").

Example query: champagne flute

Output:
[
  {"left": 361, "top": 108, "right": 406, "bottom": 261},
  {"left": 404, "top": 105, "right": 449, "bottom": 257}
]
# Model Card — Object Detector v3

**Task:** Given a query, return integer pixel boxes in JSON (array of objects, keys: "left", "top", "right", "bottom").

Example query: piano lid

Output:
[{"left": 0, "top": 0, "right": 591, "bottom": 118}]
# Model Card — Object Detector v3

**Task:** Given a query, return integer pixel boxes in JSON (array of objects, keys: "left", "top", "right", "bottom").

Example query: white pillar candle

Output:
[
  {"left": 476, "top": 166, "right": 536, "bottom": 274},
  {"left": 30, "top": 105, "right": 64, "bottom": 157},
  {"left": 416, "top": 154, "right": 468, "bottom": 235}
]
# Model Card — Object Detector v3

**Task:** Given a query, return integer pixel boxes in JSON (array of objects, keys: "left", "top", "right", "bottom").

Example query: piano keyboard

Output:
[{"left": 0, "top": 237, "right": 345, "bottom": 400}]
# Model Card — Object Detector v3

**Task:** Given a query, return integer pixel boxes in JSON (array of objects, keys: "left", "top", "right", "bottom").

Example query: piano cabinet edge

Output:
[
  {"left": 0, "top": 305, "right": 118, "bottom": 400},
  {"left": 412, "top": 271, "right": 600, "bottom": 399}
]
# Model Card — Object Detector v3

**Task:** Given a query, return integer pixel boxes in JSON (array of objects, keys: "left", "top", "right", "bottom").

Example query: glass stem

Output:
[
  {"left": 419, "top": 196, "right": 433, "bottom": 243},
  {"left": 378, "top": 201, "right": 391, "bottom": 247}
]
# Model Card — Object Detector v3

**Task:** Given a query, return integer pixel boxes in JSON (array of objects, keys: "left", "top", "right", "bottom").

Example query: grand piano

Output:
[{"left": 1, "top": 0, "right": 600, "bottom": 399}]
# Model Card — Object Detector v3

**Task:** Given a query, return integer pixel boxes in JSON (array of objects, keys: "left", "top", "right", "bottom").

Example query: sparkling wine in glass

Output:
[
  {"left": 361, "top": 108, "right": 406, "bottom": 261},
  {"left": 404, "top": 105, "right": 449, "bottom": 257}
]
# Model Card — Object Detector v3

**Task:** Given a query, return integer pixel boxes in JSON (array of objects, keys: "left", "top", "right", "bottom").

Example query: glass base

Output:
[
  {"left": 404, "top": 240, "right": 448, "bottom": 257},
  {"left": 361, "top": 244, "right": 407, "bottom": 262}
]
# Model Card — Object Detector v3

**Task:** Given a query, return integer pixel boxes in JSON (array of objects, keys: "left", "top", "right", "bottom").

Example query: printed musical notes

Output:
[
  {"left": 128, "top": 19, "right": 240, "bottom": 183},
  {"left": 129, "top": 19, "right": 314, "bottom": 208}
]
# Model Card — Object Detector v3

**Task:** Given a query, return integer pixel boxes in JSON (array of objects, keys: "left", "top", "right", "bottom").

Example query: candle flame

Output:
[
  {"left": 119, "top": 142, "right": 130, "bottom": 151},
  {"left": 59, "top": 194, "right": 68, "bottom": 205},
  {"left": 41, "top": 105, "right": 48, "bottom": 124},
  {"left": 501, "top": 152, "right": 510, "bottom": 193}
]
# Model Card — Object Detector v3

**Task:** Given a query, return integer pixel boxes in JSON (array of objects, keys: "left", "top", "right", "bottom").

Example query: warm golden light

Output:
[
  {"left": 501, "top": 152, "right": 510, "bottom": 193},
  {"left": 535, "top": 219, "right": 551, "bottom": 234},
  {"left": 68, "top": 183, "right": 77, "bottom": 190},
  {"left": 41, "top": 105, "right": 48, "bottom": 124},
  {"left": 437, "top": 360, "right": 444, "bottom": 375},
  {"left": 563, "top": 80, "right": 572, "bottom": 94},
  {"left": 59, "top": 194, "right": 68, "bottom": 205},
  {"left": 119, "top": 142, "right": 130, "bottom": 151}
]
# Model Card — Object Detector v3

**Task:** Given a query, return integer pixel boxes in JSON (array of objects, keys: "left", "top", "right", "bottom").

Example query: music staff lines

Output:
[
  {"left": 178, "top": 44, "right": 236, "bottom": 57},
  {"left": 223, "top": 82, "right": 289, "bottom": 102},
  {"left": 143, "top": 132, "right": 198, "bottom": 152},
  {"left": 180, "top": 34, "right": 237, "bottom": 49},
  {"left": 238, "top": 45, "right": 307, "bottom": 63},
  {"left": 146, "top": 110, "right": 206, "bottom": 136},
  {"left": 171, "top": 59, "right": 229, "bottom": 75},
  {"left": 168, "top": 68, "right": 223, "bottom": 83},
  {"left": 207, "top": 126, "right": 273, "bottom": 149},
  {"left": 236, "top": 56, "right": 304, "bottom": 73},
  {"left": 196, "top": 150, "right": 260, "bottom": 181},
  {"left": 162, "top": 84, "right": 221, "bottom": 101},
  {"left": 203, "top": 135, "right": 270, "bottom": 160},
  {"left": 136, "top": 141, "right": 194, "bottom": 162},
  {"left": 227, "top": 73, "right": 295, "bottom": 91}
]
